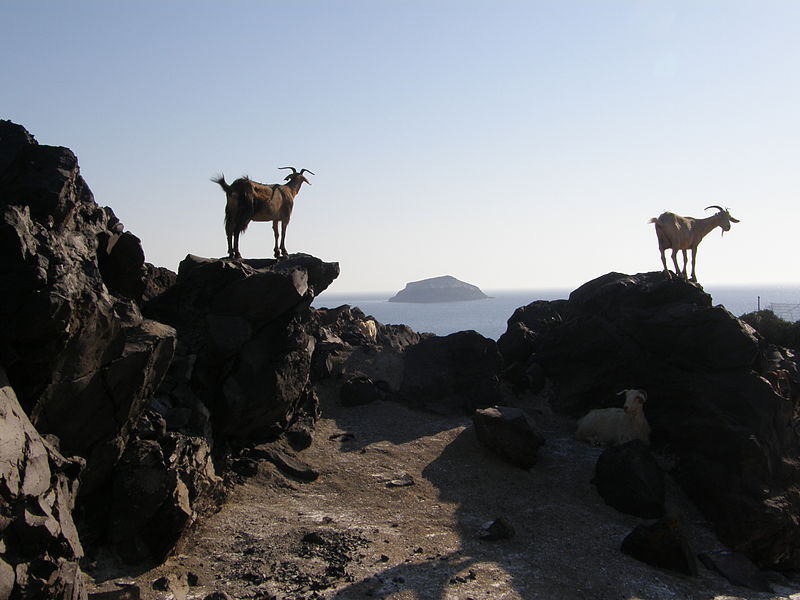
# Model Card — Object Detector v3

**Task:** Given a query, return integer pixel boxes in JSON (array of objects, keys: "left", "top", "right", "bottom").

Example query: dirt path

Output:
[{"left": 91, "top": 383, "right": 800, "bottom": 600}]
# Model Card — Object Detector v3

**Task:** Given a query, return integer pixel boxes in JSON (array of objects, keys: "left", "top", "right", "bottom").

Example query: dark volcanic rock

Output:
[
  {"left": 339, "top": 376, "right": 390, "bottom": 407},
  {"left": 1, "top": 367, "right": 88, "bottom": 600},
  {"left": 398, "top": 331, "right": 503, "bottom": 414},
  {"left": 473, "top": 406, "right": 544, "bottom": 469},
  {"left": 144, "top": 253, "right": 339, "bottom": 444},
  {"left": 477, "top": 517, "right": 516, "bottom": 541},
  {"left": 0, "top": 121, "right": 233, "bottom": 569},
  {"left": 621, "top": 516, "right": 698, "bottom": 575},
  {"left": 389, "top": 275, "right": 488, "bottom": 303},
  {"left": 0, "top": 121, "right": 178, "bottom": 550},
  {"left": 103, "top": 429, "right": 224, "bottom": 563},
  {"left": 593, "top": 440, "right": 665, "bottom": 519},
  {"left": 508, "top": 270, "right": 800, "bottom": 569},
  {"left": 698, "top": 550, "right": 773, "bottom": 592},
  {"left": 248, "top": 444, "right": 319, "bottom": 482}
]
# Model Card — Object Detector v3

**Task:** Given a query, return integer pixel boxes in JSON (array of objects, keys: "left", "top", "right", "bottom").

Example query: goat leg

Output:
[{"left": 272, "top": 221, "right": 281, "bottom": 259}]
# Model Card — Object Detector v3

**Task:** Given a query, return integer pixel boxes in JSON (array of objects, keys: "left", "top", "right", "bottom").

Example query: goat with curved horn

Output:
[
  {"left": 212, "top": 166, "right": 314, "bottom": 259},
  {"left": 648, "top": 206, "right": 740, "bottom": 282}
]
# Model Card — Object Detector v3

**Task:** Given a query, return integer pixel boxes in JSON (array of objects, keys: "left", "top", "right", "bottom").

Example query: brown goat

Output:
[
  {"left": 212, "top": 167, "right": 313, "bottom": 259},
  {"left": 649, "top": 205, "right": 739, "bottom": 282}
]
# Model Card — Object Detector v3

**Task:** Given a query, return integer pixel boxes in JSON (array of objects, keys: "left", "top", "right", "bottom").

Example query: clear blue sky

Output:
[{"left": 3, "top": 1, "right": 798, "bottom": 293}]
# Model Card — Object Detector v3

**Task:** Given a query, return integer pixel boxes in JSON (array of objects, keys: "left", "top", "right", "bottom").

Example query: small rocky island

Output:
[{"left": 389, "top": 275, "right": 489, "bottom": 303}]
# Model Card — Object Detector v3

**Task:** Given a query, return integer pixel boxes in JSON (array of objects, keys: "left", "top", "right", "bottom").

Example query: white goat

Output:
[
  {"left": 213, "top": 167, "right": 314, "bottom": 259},
  {"left": 649, "top": 205, "right": 739, "bottom": 282},
  {"left": 356, "top": 319, "right": 378, "bottom": 342},
  {"left": 575, "top": 389, "right": 650, "bottom": 446}
]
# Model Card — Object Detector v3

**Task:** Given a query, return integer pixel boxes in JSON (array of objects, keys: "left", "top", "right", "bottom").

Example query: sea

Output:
[{"left": 312, "top": 284, "right": 800, "bottom": 341}]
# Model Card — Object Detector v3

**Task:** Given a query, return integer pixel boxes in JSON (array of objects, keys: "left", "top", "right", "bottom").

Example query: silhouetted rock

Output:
[
  {"left": 144, "top": 253, "right": 339, "bottom": 444},
  {"left": 340, "top": 376, "right": 390, "bottom": 406},
  {"left": 593, "top": 440, "right": 665, "bottom": 518},
  {"left": 389, "top": 275, "right": 488, "bottom": 303},
  {"left": 621, "top": 516, "right": 698, "bottom": 576},
  {"left": 473, "top": 406, "right": 544, "bottom": 469},
  {"left": 507, "top": 271, "right": 800, "bottom": 569},
  {"left": 399, "top": 331, "right": 503, "bottom": 414},
  {"left": 0, "top": 121, "right": 181, "bottom": 568},
  {"left": 497, "top": 300, "right": 567, "bottom": 392}
]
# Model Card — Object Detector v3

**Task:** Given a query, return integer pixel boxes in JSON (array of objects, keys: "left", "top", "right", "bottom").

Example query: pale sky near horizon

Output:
[{"left": 3, "top": 1, "right": 798, "bottom": 293}]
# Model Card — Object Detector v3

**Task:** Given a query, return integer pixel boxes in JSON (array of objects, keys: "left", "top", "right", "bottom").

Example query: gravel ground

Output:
[{"left": 87, "top": 382, "right": 800, "bottom": 600}]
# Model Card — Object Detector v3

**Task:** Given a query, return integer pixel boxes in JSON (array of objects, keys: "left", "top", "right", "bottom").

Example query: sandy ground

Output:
[{"left": 88, "top": 382, "right": 800, "bottom": 600}]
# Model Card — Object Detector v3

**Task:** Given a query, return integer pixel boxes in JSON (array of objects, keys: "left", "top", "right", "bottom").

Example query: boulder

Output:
[
  {"left": 473, "top": 406, "right": 544, "bottom": 469},
  {"left": 0, "top": 367, "right": 88, "bottom": 600},
  {"left": 105, "top": 430, "right": 223, "bottom": 564},
  {"left": 248, "top": 444, "right": 319, "bottom": 482},
  {"left": 476, "top": 517, "right": 516, "bottom": 541},
  {"left": 621, "top": 516, "right": 698, "bottom": 576},
  {"left": 340, "top": 376, "right": 390, "bottom": 407},
  {"left": 697, "top": 550, "right": 773, "bottom": 593},
  {"left": 511, "top": 271, "right": 800, "bottom": 569},
  {"left": 593, "top": 440, "right": 665, "bottom": 518},
  {"left": 399, "top": 331, "right": 503, "bottom": 414},
  {"left": 143, "top": 253, "right": 339, "bottom": 445}
]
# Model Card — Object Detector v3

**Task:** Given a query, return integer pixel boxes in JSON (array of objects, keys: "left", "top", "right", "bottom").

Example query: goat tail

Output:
[{"left": 212, "top": 174, "right": 231, "bottom": 193}]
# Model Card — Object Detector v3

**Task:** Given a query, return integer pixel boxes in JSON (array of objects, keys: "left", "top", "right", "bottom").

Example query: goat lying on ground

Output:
[
  {"left": 212, "top": 167, "right": 314, "bottom": 259},
  {"left": 575, "top": 389, "right": 650, "bottom": 446},
  {"left": 649, "top": 205, "right": 739, "bottom": 282}
]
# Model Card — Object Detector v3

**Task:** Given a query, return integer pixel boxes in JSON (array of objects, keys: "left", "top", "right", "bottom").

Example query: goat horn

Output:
[
  {"left": 299, "top": 168, "right": 315, "bottom": 176},
  {"left": 279, "top": 166, "right": 298, "bottom": 174},
  {"left": 705, "top": 205, "right": 725, "bottom": 212}
]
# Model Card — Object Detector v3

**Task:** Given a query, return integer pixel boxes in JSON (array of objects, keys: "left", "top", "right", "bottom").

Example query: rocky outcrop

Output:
[
  {"left": 0, "top": 120, "right": 176, "bottom": 502},
  {"left": 505, "top": 271, "right": 800, "bottom": 569},
  {"left": 143, "top": 254, "right": 340, "bottom": 446},
  {"left": 1, "top": 368, "right": 87, "bottom": 600},
  {"left": 0, "top": 121, "right": 225, "bottom": 571},
  {"left": 472, "top": 406, "right": 544, "bottom": 469},
  {"left": 398, "top": 331, "right": 503, "bottom": 414},
  {"left": 389, "top": 275, "right": 488, "bottom": 303}
]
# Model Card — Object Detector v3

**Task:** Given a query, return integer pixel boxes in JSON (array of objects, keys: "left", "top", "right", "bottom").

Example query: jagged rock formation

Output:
[
  {"left": 389, "top": 275, "right": 488, "bottom": 303},
  {"left": 6, "top": 118, "right": 800, "bottom": 598},
  {"left": 143, "top": 254, "right": 340, "bottom": 446},
  {"left": 1, "top": 367, "right": 87, "bottom": 600},
  {"left": 500, "top": 271, "right": 800, "bottom": 569},
  {"left": 0, "top": 121, "right": 176, "bottom": 501}
]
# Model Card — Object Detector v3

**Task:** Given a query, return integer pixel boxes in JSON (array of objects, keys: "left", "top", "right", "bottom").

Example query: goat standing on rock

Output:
[
  {"left": 212, "top": 166, "right": 314, "bottom": 259},
  {"left": 649, "top": 205, "right": 739, "bottom": 282}
]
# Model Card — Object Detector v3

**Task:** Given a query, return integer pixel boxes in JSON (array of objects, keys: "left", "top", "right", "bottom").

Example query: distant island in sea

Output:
[{"left": 389, "top": 275, "right": 489, "bottom": 303}]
